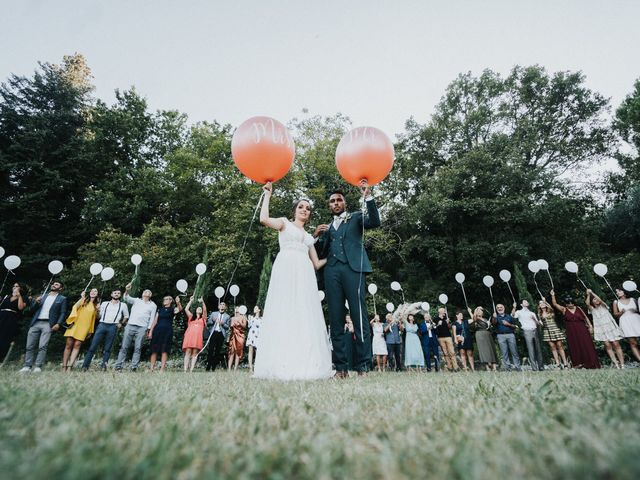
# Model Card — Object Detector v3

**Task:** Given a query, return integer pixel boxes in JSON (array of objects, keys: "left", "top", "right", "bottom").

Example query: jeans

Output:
[
  {"left": 24, "top": 321, "right": 52, "bottom": 368},
  {"left": 82, "top": 323, "right": 118, "bottom": 369},
  {"left": 115, "top": 324, "right": 146, "bottom": 370},
  {"left": 497, "top": 333, "right": 521, "bottom": 370},
  {"left": 421, "top": 336, "right": 440, "bottom": 371},
  {"left": 523, "top": 329, "right": 544, "bottom": 371},
  {"left": 386, "top": 343, "right": 402, "bottom": 371}
]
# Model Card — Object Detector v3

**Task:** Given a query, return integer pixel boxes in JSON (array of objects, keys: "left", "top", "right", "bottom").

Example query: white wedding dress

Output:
[{"left": 253, "top": 219, "right": 333, "bottom": 380}]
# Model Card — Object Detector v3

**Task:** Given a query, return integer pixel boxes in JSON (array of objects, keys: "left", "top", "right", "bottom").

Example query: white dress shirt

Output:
[
  {"left": 514, "top": 308, "right": 538, "bottom": 330},
  {"left": 99, "top": 300, "right": 130, "bottom": 325},
  {"left": 123, "top": 294, "right": 157, "bottom": 329},
  {"left": 38, "top": 293, "right": 58, "bottom": 320}
]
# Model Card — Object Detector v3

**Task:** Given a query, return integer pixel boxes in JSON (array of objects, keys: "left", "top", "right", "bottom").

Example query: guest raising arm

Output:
[{"left": 182, "top": 297, "right": 206, "bottom": 372}]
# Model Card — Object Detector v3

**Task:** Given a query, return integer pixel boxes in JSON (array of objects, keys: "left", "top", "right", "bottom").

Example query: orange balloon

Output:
[
  {"left": 335, "top": 126, "right": 395, "bottom": 186},
  {"left": 231, "top": 116, "right": 295, "bottom": 183}
]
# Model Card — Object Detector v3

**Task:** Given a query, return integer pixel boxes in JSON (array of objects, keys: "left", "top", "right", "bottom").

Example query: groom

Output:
[{"left": 314, "top": 180, "right": 380, "bottom": 377}]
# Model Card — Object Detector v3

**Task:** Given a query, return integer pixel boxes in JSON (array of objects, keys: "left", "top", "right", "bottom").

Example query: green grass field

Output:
[{"left": 1, "top": 368, "right": 639, "bottom": 479}]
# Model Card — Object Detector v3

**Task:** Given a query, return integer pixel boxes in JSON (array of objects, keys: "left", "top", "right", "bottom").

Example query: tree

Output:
[{"left": 256, "top": 251, "right": 273, "bottom": 309}]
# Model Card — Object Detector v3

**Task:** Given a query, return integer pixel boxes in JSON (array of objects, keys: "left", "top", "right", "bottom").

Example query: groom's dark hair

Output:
[{"left": 328, "top": 189, "right": 346, "bottom": 200}]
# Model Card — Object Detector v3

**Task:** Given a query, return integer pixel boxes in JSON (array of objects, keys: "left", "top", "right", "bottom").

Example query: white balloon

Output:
[
  {"left": 420, "top": 302, "right": 430, "bottom": 311},
  {"left": 229, "top": 284, "right": 240, "bottom": 297},
  {"left": 623, "top": 280, "right": 637, "bottom": 292},
  {"left": 48, "top": 260, "right": 63, "bottom": 275},
  {"left": 438, "top": 293, "right": 449, "bottom": 304},
  {"left": 455, "top": 272, "right": 465, "bottom": 284},
  {"left": 100, "top": 267, "right": 115, "bottom": 281},
  {"left": 528, "top": 260, "right": 541, "bottom": 273},
  {"left": 195, "top": 263, "right": 207, "bottom": 275},
  {"left": 499, "top": 269, "right": 511, "bottom": 282},
  {"left": 593, "top": 263, "right": 608, "bottom": 277},
  {"left": 3, "top": 255, "right": 20, "bottom": 271},
  {"left": 0, "top": 247, "right": 4, "bottom": 258},
  {"left": 482, "top": 275, "right": 494, "bottom": 288},
  {"left": 90, "top": 263, "right": 103, "bottom": 276},
  {"left": 238, "top": 305, "right": 248, "bottom": 315},
  {"left": 368, "top": 283, "right": 378, "bottom": 295},
  {"left": 176, "top": 279, "right": 188, "bottom": 293},
  {"left": 318, "top": 290, "right": 325, "bottom": 301},
  {"left": 390, "top": 281, "right": 401, "bottom": 291},
  {"left": 214, "top": 286, "right": 225, "bottom": 298},
  {"left": 130, "top": 254, "right": 142, "bottom": 266},
  {"left": 386, "top": 302, "right": 395, "bottom": 313},
  {"left": 565, "top": 261, "right": 579, "bottom": 274},
  {"left": 537, "top": 259, "right": 549, "bottom": 270}
]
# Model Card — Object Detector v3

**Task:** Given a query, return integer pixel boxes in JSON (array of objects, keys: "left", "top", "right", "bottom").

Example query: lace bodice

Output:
[{"left": 279, "top": 219, "right": 314, "bottom": 253}]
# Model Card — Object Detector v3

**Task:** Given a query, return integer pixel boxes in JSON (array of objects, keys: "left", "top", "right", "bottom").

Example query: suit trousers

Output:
[
  {"left": 422, "top": 336, "right": 440, "bottom": 371},
  {"left": 523, "top": 329, "right": 545, "bottom": 370},
  {"left": 324, "top": 261, "right": 371, "bottom": 372},
  {"left": 438, "top": 337, "right": 458, "bottom": 371},
  {"left": 386, "top": 343, "right": 402, "bottom": 371},
  {"left": 24, "top": 321, "right": 52, "bottom": 368},
  {"left": 207, "top": 331, "right": 225, "bottom": 371}
]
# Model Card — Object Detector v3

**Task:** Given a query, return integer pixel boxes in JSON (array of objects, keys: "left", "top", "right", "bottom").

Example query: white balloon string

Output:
[
  {"left": 40, "top": 276, "right": 53, "bottom": 298},
  {"left": 533, "top": 275, "right": 544, "bottom": 300},
  {"left": 372, "top": 293, "right": 377, "bottom": 316},
  {"left": 488, "top": 286, "right": 496, "bottom": 314},
  {"left": 83, "top": 275, "right": 95, "bottom": 293},
  {"left": 460, "top": 283, "right": 469, "bottom": 311},
  {"left": 546, "top": 270, "right": 555, "bottom": 290},
  {"left": 356, "top": 195, "right": 366, "bottom": 344},
  {"left": 506, "top": 281, "right": 516, "bottom": 304},
  {"left": 575, "top": 274, "right": 588, "bottom": 290},
  {"left": 603, "top": 276, "right": 618, "bottom": 301},
  {"left": 0, "top": 270, "right": 11, "bottom": 296}
]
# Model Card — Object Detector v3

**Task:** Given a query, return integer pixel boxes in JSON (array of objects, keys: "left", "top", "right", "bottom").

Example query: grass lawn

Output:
[{"left": 1, "top": 368, "right": 639, "bottom": 479}]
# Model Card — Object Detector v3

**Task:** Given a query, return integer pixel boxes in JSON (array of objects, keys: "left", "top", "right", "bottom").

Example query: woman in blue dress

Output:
[
  {"left": 149, "top": 295, "right": 183, "bottom": 372},
  {"left": 453, "top": 311, "right": 474, "bottom": 371},
  {"left": 404, "top": 314, "right": 425, "bottom": 370}
]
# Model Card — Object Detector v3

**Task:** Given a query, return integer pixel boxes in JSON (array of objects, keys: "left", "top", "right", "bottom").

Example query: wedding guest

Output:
[
  {"left": 62, "top": 288, "right": 99, "bottom": 371},
  {"left": 342, "top": 314, "right": 358, "bottom": 371},
  {"left": 468, "top": 306, "right": 497, "bottom": 371},
  {"left": 419, "top": 313, "right": 440, "bottom": 372},
  {"left": 551, "top": 290, "right": 600, "bottom": 369},
  {"left": 205, "top": 302, "right": 230, "bottom": 371},
  {"left": 384, "top": 313, "right": 403, "bottom": 371},
  {"left": 537, "top": 299, "right": 569, "bottom": 369},
  {"left": 81, "top": 289, "right": 129, "bottom": 371},
  {"left": 513, "top": 300, "right": 544, "bottom": 371},
  {"left": 612, "top": 288, "right": 640, "bottom": 363},
  {"left": 115, "top": 284, "right": 157, "bottom": 371},
  {"left": 0, "top": 283, "right": 27, "bottom": 360},
  {"left": 452, "top": 311, "right": 474, "bottom": 371},
  {"left": 20, "top": 281, "right": 67, "bottom": 372},
  {"left": 586, "top": 289, "right": 624, "bottom": 368},
  {"left": 182, "top": 297, "right": 206, "bottom": 372},
  {"left": 370, "top": 314, "right": 388, "bottom": 372},
  {"left": 435, "top": 307, "right": 458, "bottom": 371},
  {"left": 227, "top": 307, "right": 247, "bottom": 370},
  {"left": 492, "top": 303, "right": 521, "bottom": 371},
  {"left": 404, "top": 314, "right": 425, "bottom": 370},
  {"left": 149, "top": 295, "right": 182, "bottom": 372},
  {"left": 246, "top": 306, "right": 263, "bottom": 372}
]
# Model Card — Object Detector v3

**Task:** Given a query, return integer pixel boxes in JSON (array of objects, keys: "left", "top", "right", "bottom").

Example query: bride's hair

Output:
[{"left": 291, "top": 198, "right": 313, "bottom": 224}]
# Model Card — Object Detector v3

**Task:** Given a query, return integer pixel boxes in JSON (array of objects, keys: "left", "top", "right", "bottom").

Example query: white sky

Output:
[{"left": 1, "top": 0, "right": 639, "bottom": 140}]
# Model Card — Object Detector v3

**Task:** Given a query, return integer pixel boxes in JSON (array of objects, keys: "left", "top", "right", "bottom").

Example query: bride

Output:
[{"left": 253, "top": 182, "right": 333, "bottom": 380}]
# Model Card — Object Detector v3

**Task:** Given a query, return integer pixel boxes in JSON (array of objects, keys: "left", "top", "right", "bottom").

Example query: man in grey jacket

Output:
[
  {"left": 205, "top": 302, "right": 230, "bottom": 371},
  {"left": 20, "top": 281, "right": 67, "bottom": 372}
]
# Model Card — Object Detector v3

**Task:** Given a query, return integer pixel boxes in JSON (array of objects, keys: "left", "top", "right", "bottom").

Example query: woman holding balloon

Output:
[
  {"left": 550, "top": 291, "right": 600, "bottom": 369},
  {"left": 227, "top": 307, "right": 247, "bottom": 371},
  {"left": 149, "top": 295, "right": 182, "bottom": 372},
  {"left": 585, "top": 289, "right": 625, "bottom": 368},
  {"left": 468, "top": 306, "right": 497, "bottom": 371},
  {"left": 537, "top": 300, "right": 569, "bottom": 369},
  {"left": 612, "top": 288, "right": 640, "bottom": 362},
  {"left": 182, "top": 296, "right": 206, "bottom": 372},
  {"left": 0, "top": 283, "right": 27, "bottom": 360},
  {"left": 62, "top": 288, "right": 100, "bottom": 371}
]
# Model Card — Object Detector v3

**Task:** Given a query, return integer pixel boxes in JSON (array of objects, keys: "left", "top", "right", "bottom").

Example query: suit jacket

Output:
[
  {"left": 316, "top": 198, "right": 380, "bottom": 273},
  {"left": 205, "top": 311, "right": 230, "bottom": 339},
  {"left": 30, "top": 293, "right": 68, "bottom": 328}
]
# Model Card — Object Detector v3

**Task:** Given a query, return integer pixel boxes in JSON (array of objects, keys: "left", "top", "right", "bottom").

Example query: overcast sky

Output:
[{"left": 1, "top": 0, "right": 639, "bottom": 139}]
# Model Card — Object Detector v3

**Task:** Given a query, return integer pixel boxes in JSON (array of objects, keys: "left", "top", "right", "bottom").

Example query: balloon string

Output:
[
  {"left": 506, "top": 281, "right": 516, "bottom": 304},
  {"left": 356, "top": 195, "right": 366, "bottom": 344},
  {"left": 575, "top": 274, "right": 588, "bottom": 290},
  {"left": 602, "top": 276, "right": 618, "bottom": 302},
  {"left": 460, "top": 284, "right": 469, "bottom": 311},
  {"left": 198, "top": 190, "right": 265, "bottom": 358},
  {"left": 546, "top": 270, "right": 555, "bottom": 290},
  {"left": 0, "top": 270, "right": 10, "bottom": 296},
  {"left": 488, "top": 286, "right": 496, "bottom": 314},
  {"left": 372, "top": 293, "right": 377, "bottom": 316},
  {"left": 83, "top": 275, "right": 95, "bottom": 293},
  {"left": 533, "top": 275, "right": 544, "bottom": 300},
  {"left": 41, "top": 276, "right": 53, "bottom": 299}
]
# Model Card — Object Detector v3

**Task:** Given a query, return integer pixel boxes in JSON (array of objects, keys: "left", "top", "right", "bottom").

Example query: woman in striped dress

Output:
[{"left": 537, "top": 300, "right": 569, "bottom": 369}]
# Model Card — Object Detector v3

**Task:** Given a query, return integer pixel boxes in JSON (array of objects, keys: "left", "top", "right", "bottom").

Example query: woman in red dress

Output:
[
  {"left": 182, "top": 296, "right": 206, "bottom": 372},
  {"left": 550, "top": 290, "right": 600, "bottom": 369}
]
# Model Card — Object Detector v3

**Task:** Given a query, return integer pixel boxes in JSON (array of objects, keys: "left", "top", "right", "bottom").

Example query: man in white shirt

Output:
[
  {"left": 513, "top": 300, "right": 545, "bottom": 371},
  {"left": 81, "top": 289, "right": 130, "bottom": 371},
  {"left": 115, "top": 284, "right": 157, "bottom": 371}
]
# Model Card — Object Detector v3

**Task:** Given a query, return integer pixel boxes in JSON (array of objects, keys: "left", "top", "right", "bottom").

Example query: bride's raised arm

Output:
[{"left": 259, "top": 182, "right": 285, "bottom": 231}]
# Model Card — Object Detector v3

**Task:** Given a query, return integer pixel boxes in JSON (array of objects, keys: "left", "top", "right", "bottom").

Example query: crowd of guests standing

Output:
[{"left": 1, "top": 278, "right": 639, "bottom": 373}]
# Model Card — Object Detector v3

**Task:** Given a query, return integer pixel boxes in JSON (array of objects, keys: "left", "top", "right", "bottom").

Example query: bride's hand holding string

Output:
[{"left": 262, "top": 182, "right": 273, "bottom": 198}]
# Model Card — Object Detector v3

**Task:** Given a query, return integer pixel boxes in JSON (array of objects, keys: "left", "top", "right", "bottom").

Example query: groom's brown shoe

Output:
[{"left": 334, "top": 371, "right": 348, "bottom": 379}]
